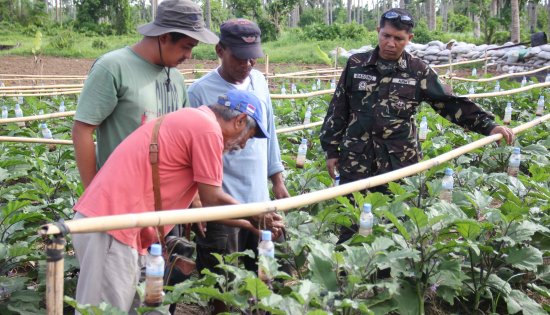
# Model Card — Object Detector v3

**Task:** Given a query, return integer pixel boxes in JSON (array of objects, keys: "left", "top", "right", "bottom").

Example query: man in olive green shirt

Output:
[{"left": 72, "top": 0, "right": 218, "bottom": 189}]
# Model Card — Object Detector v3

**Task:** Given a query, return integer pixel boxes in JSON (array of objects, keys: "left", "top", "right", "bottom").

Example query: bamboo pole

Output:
[
  {"left": 0, "top": 83, "right": 83, "bottom": 89},
  {"left": 0, "top": 136, "right": 73, "bottom": 145},
  {"left": 484, "top": 49, "right": 489, "bottom": 76},
  {"left": 431, "top": 57, "right": 487, "bottom": 69},
  {"left": 462, "top": 81, "right": 550, "bottom": 99},
  {"left": 444, "top": 64, "right": 550, "bottom": 83},
  {"left": 38, "top": 113, "right": 550, "bottom": 236},
  {"left": 1, "top": 90, "right": 81, "bottom": 97},
  {"left": 271, "top": 89, "right": 334, "bottom": 99},
  {"left": 0, "top": 111, "right": 75, "bottom": 124},
  {"left": 0, "top": 74, "right": 86, "bottom": 78},
  {"left": 277, "top": 121, "right": 323, "bottom": 133},
  {"left": 45, "top": 235, "right": 65, "bottom": 315},
  {"left": 335, "top": 46, "right": 339, "bottom": 69}
]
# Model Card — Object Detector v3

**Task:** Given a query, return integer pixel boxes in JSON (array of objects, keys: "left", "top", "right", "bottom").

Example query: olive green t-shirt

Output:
[{"left": 75, "top": 47, "right": 189, "bottom": 168}]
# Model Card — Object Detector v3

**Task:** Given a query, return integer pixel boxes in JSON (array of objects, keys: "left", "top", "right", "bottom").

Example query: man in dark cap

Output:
[
  {"left": 72, "top": 0, "right": 218, "bottom": 190},
  {"left": 320, "top": 8, "right": 514, "bottom": 242},
  {"left": 188, "top": 18, "right": 288, "bottom": 312}
]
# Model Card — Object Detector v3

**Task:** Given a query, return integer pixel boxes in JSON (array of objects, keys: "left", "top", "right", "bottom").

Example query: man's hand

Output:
[
  {"left": 270, "top": 172, "right": 290, "bottom": 199},
  {"left": 250, "top": 212, "right": 285, "bottom": 239},
  {"left": 490, "top": 125, "right": 514, "bottom": 145},
  {"left": 326, "top": 158, "right": 339, "bottom": 179}
]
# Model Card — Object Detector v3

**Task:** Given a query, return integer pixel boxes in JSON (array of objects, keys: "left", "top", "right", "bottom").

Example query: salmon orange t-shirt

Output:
[{"left": 74, "top": 106, "right": 223, "bottom": 254}]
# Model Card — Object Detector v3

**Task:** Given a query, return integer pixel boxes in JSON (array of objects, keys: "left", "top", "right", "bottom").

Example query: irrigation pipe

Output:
[
  {"left": 38, "top": 112, "right": 550, "bottom": 236},
  {"left": 271, "top": 89, "right": 334, "bottom": 99}
]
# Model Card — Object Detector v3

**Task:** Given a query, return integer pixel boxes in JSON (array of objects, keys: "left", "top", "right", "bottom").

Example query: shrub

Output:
[
  {"left": 48, "top": 30, "right": 76, "bottom": 50},
  {"left": 301, "top": 23, "right": 369, "bottom": 41},
  {"left": 92, "top": 38, "right": 108, "bottom": 50}
]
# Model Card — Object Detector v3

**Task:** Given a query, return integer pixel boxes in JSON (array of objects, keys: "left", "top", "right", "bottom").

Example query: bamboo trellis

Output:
[{"left": 39, "top": 113, "right": 550, "bottom": 314}]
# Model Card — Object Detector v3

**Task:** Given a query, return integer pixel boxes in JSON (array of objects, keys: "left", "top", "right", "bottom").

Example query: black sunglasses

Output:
[{"left": 383, "top": 11, "right": 414, "bottom": 26}]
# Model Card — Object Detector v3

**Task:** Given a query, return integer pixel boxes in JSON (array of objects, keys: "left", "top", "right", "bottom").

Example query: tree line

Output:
[{"left": 1, "top": 0, "right": 549, "bottom": 44}]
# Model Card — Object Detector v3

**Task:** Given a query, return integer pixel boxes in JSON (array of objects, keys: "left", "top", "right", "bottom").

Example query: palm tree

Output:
[
  {"left": 511, "top": 0, "right": 520, "bottom": 43},
  {"left": 204, "top": 0, "right": 211, "bottom": 29},
  {"left": 427, "top": 0, "right": 436, "bottom": 31}
]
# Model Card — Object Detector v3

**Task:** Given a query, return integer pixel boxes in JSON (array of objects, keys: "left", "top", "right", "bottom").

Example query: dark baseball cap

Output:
[
  {"left": 220, "top": 19, "right": 264, "bottom": 60},
  {"left": 217, "top": 90, "right": 269, "bottom": 139},
  {"left": 137, "top": 0, "right": 218, "bottom": 44}
]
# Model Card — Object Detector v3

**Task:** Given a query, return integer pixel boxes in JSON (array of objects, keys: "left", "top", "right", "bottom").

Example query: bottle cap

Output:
[
  {"left": 539, "top": 95, "right": 544, "bottom": 100},
  {"left": 261, "top": 230, "right": 272, "bottom": 241},
  {"left": 421, "top": 116, "right": 427, "bottom": 122},
  {"left": 150, "top": 244, "right": 162, "bottom": 256},
  {"left": 15, "top": 103, "right": 21, "bottom": 109},
  {"left": 513, "top": 147, "right": 520, "bottom": 154},
  {"left": 301, "top": 138, "right": 307, "bottom": 144},
  {"left": 41, "top": 123, "right": 47, "bottom": 129},
  {"left": 506, "top": 102, "right": 511, "bottom": 107},
  {"left": 444, "top": 168, "right": 453, "bottom": 176},
  {"left": 362, "top": 203, "right": 372, "bottom": 213}
]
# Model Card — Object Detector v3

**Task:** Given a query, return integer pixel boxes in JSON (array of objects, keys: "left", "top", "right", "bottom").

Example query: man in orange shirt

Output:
[{"left": 72, "top": 90, "right": 268, "bottom": 313}]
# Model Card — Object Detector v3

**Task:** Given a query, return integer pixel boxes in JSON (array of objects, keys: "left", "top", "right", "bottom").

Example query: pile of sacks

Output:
[{"left": 330, "top": 41, "right": 550, "bottom": 73}]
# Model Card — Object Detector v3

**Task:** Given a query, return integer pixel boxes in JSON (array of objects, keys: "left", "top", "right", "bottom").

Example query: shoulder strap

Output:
[{"left": 150, "top": 116, "right": 166, "bottom": 247}]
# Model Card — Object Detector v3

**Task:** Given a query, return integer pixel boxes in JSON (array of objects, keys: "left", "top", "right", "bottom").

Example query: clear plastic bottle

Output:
[
  {"left": 303, "top": 106, "right": 312, "bottom": 125},
  {"left": 144, "top": 244, "right": 164, "bottom": 307},
  {"left": 316, "top": 78, "right": 321, "bottom": 90},
  {"left": 520, "top": 76, "right": 527, "bottom": 87},
  {"left": 440, "top": 168, "right": 454, "bottom": 203},
  {"left": 38, "top": 109, "right": 44, "bottom": 116},
  {"left": 0, "top": 80, "right": 4, "bottom": 87},
  {"left": 311, "top": 82, "right": 317, "bottom": 91},
  {"left": 471, "top": 68, "right": 477, "bottom": 77},
  {"left": 418, "top": 116, "right": 428, "bottom": 142},
  {"left": 296, "top": 138, "right": 308, "bottom": 169},
  {"left": 503, "top": 101, "right": 512, "bottom": 125},
  {"left": 291, "top": 83, "right": 297, "bottom": 94},
  {"left": 41, "top": 123, "right": 56, "bottom": 151},
  {"left": 536, "top": 95, "right": 545, "bottom": 116},
  {"left": 17, "top": 96, "right": 24, "bottom": 105},
  {"left": 14, "top": 103, "right": 25, "bottom": 127},
  {"left": 1, "top": 106, "right": 7, "bottom": 119},
  {"left": 333, "top": 172, "right": 340, "bottom": 187},
  {"left": 468, "top": 85, "right": 475, "bottom": 95},
  {"left": 358, "top": 203, "right": 374, "bottom": 236},
  {"left": 59, "top": 101, "right": 66, "bottom": 113},
  {"left": 507, "top": 147, "right": 521, "bottom": 177},
  {"left": 546, "top": 73, "right": 550, "bottom": 83},
  {"left": 258, "top": 230, "right": 274, "bottom": 283},
  {"left": 330, "top": 78, "right": 336, "bottom": 90},
  {"left": 280, "top": 84, "right": 286, "bottom": 95},
  {"left": 494, "top": 81, "right": 500, "bottom": 92}
]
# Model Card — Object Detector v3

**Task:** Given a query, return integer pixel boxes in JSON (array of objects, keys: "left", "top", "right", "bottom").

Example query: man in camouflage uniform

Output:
[{"left": 320, "top": 8, "right": 514, "bottom": 242}]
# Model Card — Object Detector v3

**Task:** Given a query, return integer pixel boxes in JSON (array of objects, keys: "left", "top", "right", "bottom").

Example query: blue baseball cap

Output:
[{"left": 217, "top": 90, "right": 269, "bottom": 139}]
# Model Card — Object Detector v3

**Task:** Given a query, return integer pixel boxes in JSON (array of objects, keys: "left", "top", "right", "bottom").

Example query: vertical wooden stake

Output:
[
  {"left": 264, "top": 54, "right": 269, "bottom": 86},
  {"left": 449, "top": 51, "right": 454, "bottom": 91},
  {"left": 335, "top": 46, "right": 339, "bottom": 69},
  {"left": 484, "top": 49, "right": 488, "bottom": 76},
  {"left": 46, "top": 235, "right": 66, "bottom": 315}
]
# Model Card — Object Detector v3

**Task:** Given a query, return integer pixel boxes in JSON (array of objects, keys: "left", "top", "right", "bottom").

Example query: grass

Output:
[{"left": 0, "top": 27, "right": 372, "bottom": 65}]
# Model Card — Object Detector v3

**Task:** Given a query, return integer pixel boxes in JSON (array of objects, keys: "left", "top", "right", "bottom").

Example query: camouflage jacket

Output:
[{"left": 320, "top": 47, "right": 497, "bottom": 181}]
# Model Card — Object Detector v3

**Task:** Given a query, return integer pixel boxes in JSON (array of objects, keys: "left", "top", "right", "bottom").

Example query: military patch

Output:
[
  {"left": 358, "top": 81, "right": 367, "bottom": 90},
  {"left": 354, "top": 73, "right": 377, "bottom": 81},
  {"left": 398, "top": 58, "right": 407, "bottom": 69},
  {"left": 392, "top": 78, "right": 416, "bottom": 85},
  {"left": 395, "top": 100, "right": 406, "bottom": 109}
]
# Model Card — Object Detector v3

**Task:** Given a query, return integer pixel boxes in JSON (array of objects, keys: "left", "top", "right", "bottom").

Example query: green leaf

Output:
[
  {"left": 505, "top": 289, "right": 546, "bottom": 315},
  {"left": 454, "top": 220, "right": 482, "bottom": 240},
  {"left": 307, "top": 250, "right": 338, "bottom": 291},
  {"left": 0, "top": 168, "right": 8, "bottom": 182},
  {"left": 505, "top": 246, "right": 543, "bottom": 271},
  {"left": 244, "top": 277, "right": 271, "bottom": 299},
  {"left": 381, "top": 210, "right": 410, "bottom": 241},
  {"left": 405, "top": 207, "right": 428, "bottom": 230},
  {"left": 394, "top": 281, "right": 420, "bottom": 315}
]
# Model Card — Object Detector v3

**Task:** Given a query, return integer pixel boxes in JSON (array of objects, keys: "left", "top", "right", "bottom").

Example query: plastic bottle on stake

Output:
[
  {"left": 40, "top": 123, "right": 56, "bottom": 151},
  {"left": 418, "top": 116, "right": 428, "bottom": 142},
  {"left": 333, "top": 171, "right": 340, "bottom": 187},
  {"left": 303, "top": 106, "right": 312, "bottom": 125},
  {"left": 14, "top": 103, "right": 25, "bottom": 127},
  {"left": 296, "top": 138, "right": 308, "bottom": 169},
  {"left": 280, "top": 84, "right": 286, "bottom": 95},
  {"left": 494, "top": 81, "right": 500, "bottom": 92},
  {"left": 521, "top": 76, "right": 527, "bottom": 87},
  {"left": 258, "top": 230, "right": 274, "bottom": 283},
  {"left": 311, "top": 82, "right": 317, "bottom": 91},
  {"left": 503, "top": 102, "right": 512, "bottom": 125},
  {"left": 17, "top": 96, "right": 23, "bottom": 105},
  {"left": 546, "top": 73, "right": 550, "bottom": 83},
  {"left": 144, "top": 244, "right": 165, "bottom": 307},
  {"left": 291, "top": 83, "right": 297, "bottom": 94},
  {"left": 468, "top": 85, "right": 475, "bottom": 95},
  {"left": 358, "top": 203, "right": 374, "bottom": 236},
  {"left": 536, "top": 95, "right": 545, "bottom": 116},
  {"left": 471, "top": 68, "right": 477, "bottom": 77},
  {"left": 1, "top": 106, "right": 7, "bottom": 119},
  {"left": 440, "top": 168, "right": 454, "bottom": 203},
  {"left": 316, "top": 78, "right": 321, "bottom": 90},
  {"left": 330, "top": 78, "right": 336, "bottom": 89},
  {"left": 507, "top": 147, "right": 521, "bottom": 177}
]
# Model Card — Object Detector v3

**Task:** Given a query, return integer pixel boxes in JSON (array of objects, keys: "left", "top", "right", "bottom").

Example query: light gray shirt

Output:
[{"left": 188, "top": 68, "right": 284, "bottom": 203}]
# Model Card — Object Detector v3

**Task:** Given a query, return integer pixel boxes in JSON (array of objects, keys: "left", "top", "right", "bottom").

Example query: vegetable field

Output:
[{"left": 1, "top": 66, "right": 550, "bottom": 315}]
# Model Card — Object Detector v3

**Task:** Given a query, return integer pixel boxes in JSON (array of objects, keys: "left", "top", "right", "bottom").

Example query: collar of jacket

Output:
[{"left": 364, "top": 46, "right": 409, "bottom": 71}]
